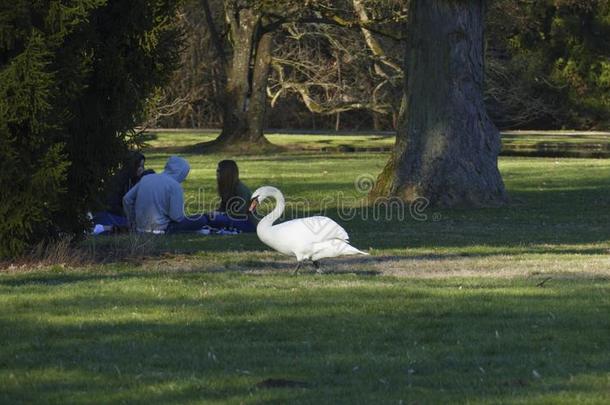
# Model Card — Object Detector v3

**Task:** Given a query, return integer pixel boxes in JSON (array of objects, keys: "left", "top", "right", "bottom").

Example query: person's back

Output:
[
  {"left": 230, "top": 180, "right": 258, "bottom": 224},
  {"left": 124, "top": 156, "right": 190, "bottom": 233}
]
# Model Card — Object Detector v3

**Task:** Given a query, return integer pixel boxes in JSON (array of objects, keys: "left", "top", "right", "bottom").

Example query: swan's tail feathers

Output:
[
  {"left": 310, "top": 239, "right": 370, "bottom": 261},
  {"left": 352, "top": 247, "right": 370, "bottom": 256},
  {"left": 345, "top": 245, "right": 369, "bottom": 256},
  {"left": 333, "top": 240, "right": 370, "bottom": 256}
]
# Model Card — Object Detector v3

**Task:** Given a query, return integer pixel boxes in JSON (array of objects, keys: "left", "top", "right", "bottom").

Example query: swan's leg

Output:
[
  {"left": 293, "top": 261, "right": 302, "bottom": 275},
  {"left": 312, "top": 260, "right": 323, "bottom": 274}
]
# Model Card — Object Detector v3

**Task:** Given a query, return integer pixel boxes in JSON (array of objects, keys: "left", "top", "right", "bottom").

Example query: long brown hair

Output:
[{"left": 217, "top": 160, "right": 240, "bottom": 211}]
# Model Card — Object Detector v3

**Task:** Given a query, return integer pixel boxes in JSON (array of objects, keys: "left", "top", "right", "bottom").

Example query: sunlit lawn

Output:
[
  {"left": 1, "top": 131, "right": 609, "bottom": 403},
  {"left": 148, "top": 129, "right": 610, "bottom": 156}
]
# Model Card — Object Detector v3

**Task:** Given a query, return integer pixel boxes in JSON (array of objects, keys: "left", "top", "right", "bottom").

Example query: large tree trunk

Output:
[
  {"left": 213, "top": 8, "right": 272, "bottom": 148},
  {"left": 246, "top": 32, "right": 273, "bottom": 141},
  {"left": 370, "top": 0, "right": 507, "bottom": 207}
]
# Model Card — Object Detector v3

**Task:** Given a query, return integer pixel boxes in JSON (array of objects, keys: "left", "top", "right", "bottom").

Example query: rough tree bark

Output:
[
  {"left": 370, "top": 0, "right": 508, "bottom": 207},
  {"left": 245, "top": 32, "right": 273, "bottom": 142},
  {"left": 198, "top": 3, "right": 274, "bottom": 150}
]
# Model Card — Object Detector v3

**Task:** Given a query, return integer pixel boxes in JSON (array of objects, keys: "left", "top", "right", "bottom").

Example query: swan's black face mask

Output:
[{"left": 249, "top": 196, "right": 259, "bottom": 212}]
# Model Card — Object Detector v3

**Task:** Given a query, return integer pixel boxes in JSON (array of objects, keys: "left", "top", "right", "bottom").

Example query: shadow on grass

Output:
[
  {"left": 1, "top": 277, "right": 608, "bottom": 403},
  {"left": 149, "top": 187, "right": 610, "bottom": 253},
  {"left": 72, "top": 167, "right": 610, "bottom": 263}
]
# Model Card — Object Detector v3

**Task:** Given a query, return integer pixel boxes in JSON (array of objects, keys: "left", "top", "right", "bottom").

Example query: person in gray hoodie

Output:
[{"left": 123, "top": 156, "right": 208, "bottom": 233}]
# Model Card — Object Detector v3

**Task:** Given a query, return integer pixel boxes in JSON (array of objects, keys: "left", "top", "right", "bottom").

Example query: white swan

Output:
[{"left": 249, "top": 186, "right": 369, "bottom": 273}]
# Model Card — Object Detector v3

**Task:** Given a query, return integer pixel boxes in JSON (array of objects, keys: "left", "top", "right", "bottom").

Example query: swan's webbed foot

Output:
[
  {"left": 312, "top": 260, "right": 323, "bottom": 274},
  {"left": 293, "top": 261, "right": 302, "bottom": 275}
]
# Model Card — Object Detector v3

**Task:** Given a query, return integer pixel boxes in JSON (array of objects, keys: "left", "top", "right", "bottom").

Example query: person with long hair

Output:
[
  {"left": 92, "top": 151, "right": 154, "bottom": 233},
  {"left": 208, "top": 160, "right": 257, "bottom": 233}
]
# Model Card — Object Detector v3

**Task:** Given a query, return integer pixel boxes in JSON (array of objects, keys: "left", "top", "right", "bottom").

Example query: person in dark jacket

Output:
[
  {"left": 105, "top": 151, "right": 147, "bottom": 216},
  {"left": 92, "top": 151, "right": 153, "bottom": 233}
]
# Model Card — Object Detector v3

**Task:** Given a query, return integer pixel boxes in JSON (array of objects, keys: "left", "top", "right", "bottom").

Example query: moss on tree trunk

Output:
[{"left": 370, "top": 0, "right": 508, "bottom": 207}]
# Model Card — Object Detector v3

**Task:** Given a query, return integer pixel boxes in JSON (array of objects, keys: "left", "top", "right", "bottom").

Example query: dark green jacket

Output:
[{"left": 222, "top": 181, "right": 258, "bottom": 224}]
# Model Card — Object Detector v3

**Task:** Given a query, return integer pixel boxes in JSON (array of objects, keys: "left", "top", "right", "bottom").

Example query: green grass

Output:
[
  {"left": 147, "top": 129, "right": 610, "bottom": 157},
  {"left": 143, "top": 130, "right": 396, "bottom": 151},
  {"left": 1, "top": 131, "right": 610, "bottom": 403}
]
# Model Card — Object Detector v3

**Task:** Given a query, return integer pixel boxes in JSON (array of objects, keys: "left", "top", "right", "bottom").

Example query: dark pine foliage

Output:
[
  {"left": 0, "top": 0, "right": 181, "bottom": 258},
  {"left": 487, "top": 0, "right": 610, "bottom": 129}
]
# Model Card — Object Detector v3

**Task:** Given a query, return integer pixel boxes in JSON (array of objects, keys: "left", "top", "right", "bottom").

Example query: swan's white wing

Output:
[
  {"left": 298, "top": 216, "right": 349, "bottom": 241},
  {"left": 257, "top": 219, "right": 322, "bottom": 257},
  {"left": 258, "top": 216, "right": 350, "bottom": 261}
]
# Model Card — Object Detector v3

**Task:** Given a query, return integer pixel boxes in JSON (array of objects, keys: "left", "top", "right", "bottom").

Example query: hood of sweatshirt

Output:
[{"left": 163, "top": 156, "right": 190, "bottom": 183}]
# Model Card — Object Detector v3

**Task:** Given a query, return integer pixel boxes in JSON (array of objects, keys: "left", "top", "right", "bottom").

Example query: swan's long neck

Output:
[{"left": 259, "top": 189, "right": 285, "bottom": 229}]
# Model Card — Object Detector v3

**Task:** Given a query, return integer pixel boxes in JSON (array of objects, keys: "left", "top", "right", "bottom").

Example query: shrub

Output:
[{"left": 0, "top": 0, "right": 181, "bottom": 258}]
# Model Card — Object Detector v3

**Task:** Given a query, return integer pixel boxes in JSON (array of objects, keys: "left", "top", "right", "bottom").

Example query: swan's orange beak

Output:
[{"left": 249, "top": 197, "right": 259, "bottom": 213}]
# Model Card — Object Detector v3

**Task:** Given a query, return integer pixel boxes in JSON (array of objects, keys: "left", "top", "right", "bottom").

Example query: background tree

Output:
[
  {"left": 182, "top": 0, "right": 289, "bottom": 150},
  {"left": 145, "top": 3, "right": 225, "bottom": 129},
  {"left": 159, "top": 0, "right": 405, "bottom": 148},
  {"left": 370, "top": 0, "right": 508, "bottom": 207},
  {"left": 267, "top": 0, "right": 405, "bottom": 131},
  {"left": 155, "top": 0, "right": 405, "bottom": 131},
  {"left": 486, "top": 0, "right": 610, "bottom": 129},
  {"left": 155, "top": 0, "right": 609, "bottom": 132},
  {"left": 0, "top": 0, "right": 181, "bottom": 258}
]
